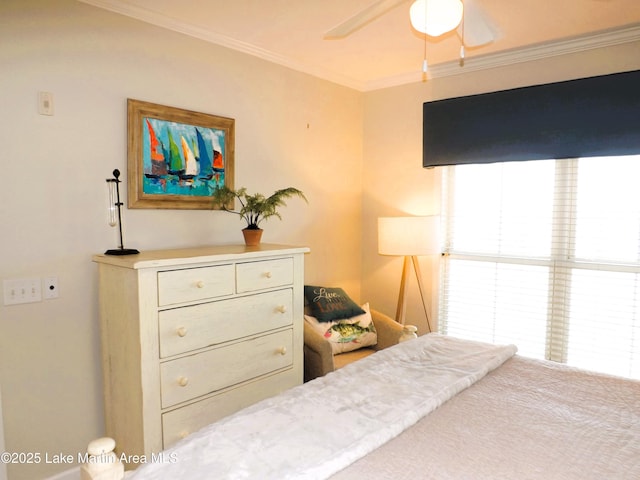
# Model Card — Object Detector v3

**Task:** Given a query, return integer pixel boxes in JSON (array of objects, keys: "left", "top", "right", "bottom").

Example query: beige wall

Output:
[
  {"left": 0, "top": 1, "right": 362, "bottom": 478},
  {"left": 361, "top": 42, "right": 640, "bottom": 334}
]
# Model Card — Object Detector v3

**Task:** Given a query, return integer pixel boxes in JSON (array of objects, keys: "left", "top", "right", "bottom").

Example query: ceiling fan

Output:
[{"left": 324, "top": 0, "right": 497, "bottom": 49}]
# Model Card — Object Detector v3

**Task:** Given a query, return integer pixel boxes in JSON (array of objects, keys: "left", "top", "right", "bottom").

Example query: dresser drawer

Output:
[
  {"left": 160, "top": 329, "right": 293, "bottom": 408},
  {"left": 158, "top": 264, "right": 234, "bottom": 306},
  {"left": 161, "top": 369, "right": 298, "bottom": 448},
  {"left": 158, "top": 289, "right": 293, "bottom": 358},
  {"left": 236, "top": 257, "right": 293, "bottom": 293}
]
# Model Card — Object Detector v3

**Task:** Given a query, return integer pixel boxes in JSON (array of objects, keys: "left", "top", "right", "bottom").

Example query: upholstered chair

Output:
[{"left": 303, "top": 308, "right": 408, "bottom": 382}]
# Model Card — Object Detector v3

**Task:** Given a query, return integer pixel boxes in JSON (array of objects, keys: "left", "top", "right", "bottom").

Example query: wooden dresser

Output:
[{"left": 93, "top": 244, "right": 308, "bottom": 461}]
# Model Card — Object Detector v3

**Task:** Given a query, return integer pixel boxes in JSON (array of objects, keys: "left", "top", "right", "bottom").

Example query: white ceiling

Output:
[{"left": 80, "top": 0, "right": 640, "bottom": 91}]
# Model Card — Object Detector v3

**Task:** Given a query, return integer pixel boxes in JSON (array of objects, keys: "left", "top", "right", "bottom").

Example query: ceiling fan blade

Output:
[
  {"left": 324, "top": 0, "right": 409, "bottom": 39},
  {"left": 458, "top": 0, "right": 499, "bottom": 47}
]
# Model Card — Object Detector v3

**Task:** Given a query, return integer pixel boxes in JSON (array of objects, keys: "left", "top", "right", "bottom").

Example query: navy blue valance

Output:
[{"left": 422, "top": 70, "right": 640, "bottom": 167}]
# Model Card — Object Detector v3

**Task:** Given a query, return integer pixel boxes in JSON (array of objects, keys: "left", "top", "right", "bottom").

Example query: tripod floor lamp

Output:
[{"left": 378, "top": 216, "right": 440, "bottom": 331}]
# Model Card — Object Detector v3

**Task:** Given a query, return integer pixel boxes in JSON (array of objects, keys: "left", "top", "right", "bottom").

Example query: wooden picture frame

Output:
[{"left": 127, "top": 99, "right": 235, "bottom": 209}]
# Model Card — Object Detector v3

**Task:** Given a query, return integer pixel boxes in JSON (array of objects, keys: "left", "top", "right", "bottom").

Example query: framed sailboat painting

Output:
[{"left": 127, "top": 99, "right": 235, "bottom": 209}]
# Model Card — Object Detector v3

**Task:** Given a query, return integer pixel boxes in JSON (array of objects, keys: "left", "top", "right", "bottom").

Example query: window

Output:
[{"left": 439, "top": 156, "right": 640, "bottom": 379}]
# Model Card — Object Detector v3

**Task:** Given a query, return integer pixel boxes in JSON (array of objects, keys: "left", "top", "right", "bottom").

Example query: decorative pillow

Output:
[
  {"left": 303, "top": 285, "right": 366, "bottom": 323},
  {"left": 304, "top": 302, "right": 377, "bottom": 355}
]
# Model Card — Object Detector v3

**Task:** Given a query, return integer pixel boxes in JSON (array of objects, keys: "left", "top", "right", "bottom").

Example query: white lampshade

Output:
[
  {"left": 410, "top": 0, "right": 463, "bottom": 37},
  {"left": 378, "top": 216, "right": 440, "bottom": 256}
]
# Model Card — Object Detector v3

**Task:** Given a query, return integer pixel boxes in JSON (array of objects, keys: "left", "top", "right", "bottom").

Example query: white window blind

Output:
[{"left": 440, "top": 155, "right": 640, "bottom": 379}]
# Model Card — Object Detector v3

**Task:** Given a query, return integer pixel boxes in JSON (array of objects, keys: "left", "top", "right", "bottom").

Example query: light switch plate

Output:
[
  {"left": 38, "top": 91, "right": 54, "bottom": 116},
  {"left": 3, "top": 278, "right": 42, "bottom": 305}
]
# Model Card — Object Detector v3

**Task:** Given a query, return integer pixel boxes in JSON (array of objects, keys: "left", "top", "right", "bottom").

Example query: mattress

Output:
[
  {"left": 332, "top": 354, "right": 640, "bottom": 479},
  {"left": 125, "top": 334, "right": 640, "bottom": 479}
]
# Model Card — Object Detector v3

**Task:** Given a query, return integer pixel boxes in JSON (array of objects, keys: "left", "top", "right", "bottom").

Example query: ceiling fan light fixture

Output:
[{"left": 410, "top": 0, "right": 463, "bottom": 37}]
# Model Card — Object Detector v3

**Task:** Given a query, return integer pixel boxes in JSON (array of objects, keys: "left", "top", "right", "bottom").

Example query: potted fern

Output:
[{"left": 212, "top": 186, "right": 307, "bottom": 245}]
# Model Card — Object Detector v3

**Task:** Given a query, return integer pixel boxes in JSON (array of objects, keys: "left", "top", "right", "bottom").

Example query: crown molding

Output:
[
  {"left": 77, "top": 0, "right": 367, "bottom": 90},
  {"left": 78, "top": 1, "right": 639, "bottom": 92},
  {"left": 366, "top": 24, "right": 640, "bottom": 91}
]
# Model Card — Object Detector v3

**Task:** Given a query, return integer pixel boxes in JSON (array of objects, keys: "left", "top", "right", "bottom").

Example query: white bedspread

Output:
[
  {"left": 128, "top": 334, "right": 516, "bottom": 480},
  {"left": 332, "top": 354, "right": 640, "bottom": 479}
]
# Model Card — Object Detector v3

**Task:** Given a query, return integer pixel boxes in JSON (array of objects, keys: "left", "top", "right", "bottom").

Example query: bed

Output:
[{"left": 88, "top": 334, "right": 640, "bottom": 480}]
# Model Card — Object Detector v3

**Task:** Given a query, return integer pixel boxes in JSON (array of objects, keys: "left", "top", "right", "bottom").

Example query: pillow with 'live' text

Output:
[{"left": 303, "top": 286, "right": 365, "bottom": 323}]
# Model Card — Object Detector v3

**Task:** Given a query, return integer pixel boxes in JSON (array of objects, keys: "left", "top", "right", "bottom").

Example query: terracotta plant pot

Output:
[{"left": 242, "top": 228, "right": 263, "bottom": 246}]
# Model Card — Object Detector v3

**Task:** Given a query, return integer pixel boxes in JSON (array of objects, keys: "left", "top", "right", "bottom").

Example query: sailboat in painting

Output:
[
  {"left": 145, "top": 119, "right": 168, "bottom": 178},
  {"left": 212, "top": 150, "right": 224, "bottom": 172},
  {"left": 211, "top": 135, "right": 224, "bottom": 173},
  {"left": 180, "top": 136, "right": 199, "bottom": 180},
  {"left": 196, "top": 128, "right": 213, "bottom": 180},
  {"left": 167, "top": 130, "right": 185, "bottom": 176}
]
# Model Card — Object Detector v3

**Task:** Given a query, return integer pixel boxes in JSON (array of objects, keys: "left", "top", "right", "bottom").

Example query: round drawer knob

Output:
[
  {"left": 177, "top": 327, "right": 187, "bottom": 337},
  {"left": 264, "top": 271, "right": 272, "bottom": 278},
  {"left": 278, "top": 346, "right": 287, "bottom": 356},
  {"left": 196, "top": 281, "right": 205, "bottom": 289},
  {"left": 276, "top": 305, "right": 287, "bottom": 314},
  {"left": 178, "top": 376, "right": 189, "bottom": 387},
  {"left": 87, "top": 437, "right": 116, "bottom": 456}
]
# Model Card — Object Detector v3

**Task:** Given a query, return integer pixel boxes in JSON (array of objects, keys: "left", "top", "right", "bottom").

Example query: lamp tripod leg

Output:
[
  {"left": 411, "top": 255, "right": 433, "bottom": 333},
  {"left": 395, "top": 256, "right": 411, "bottom": 325}
]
